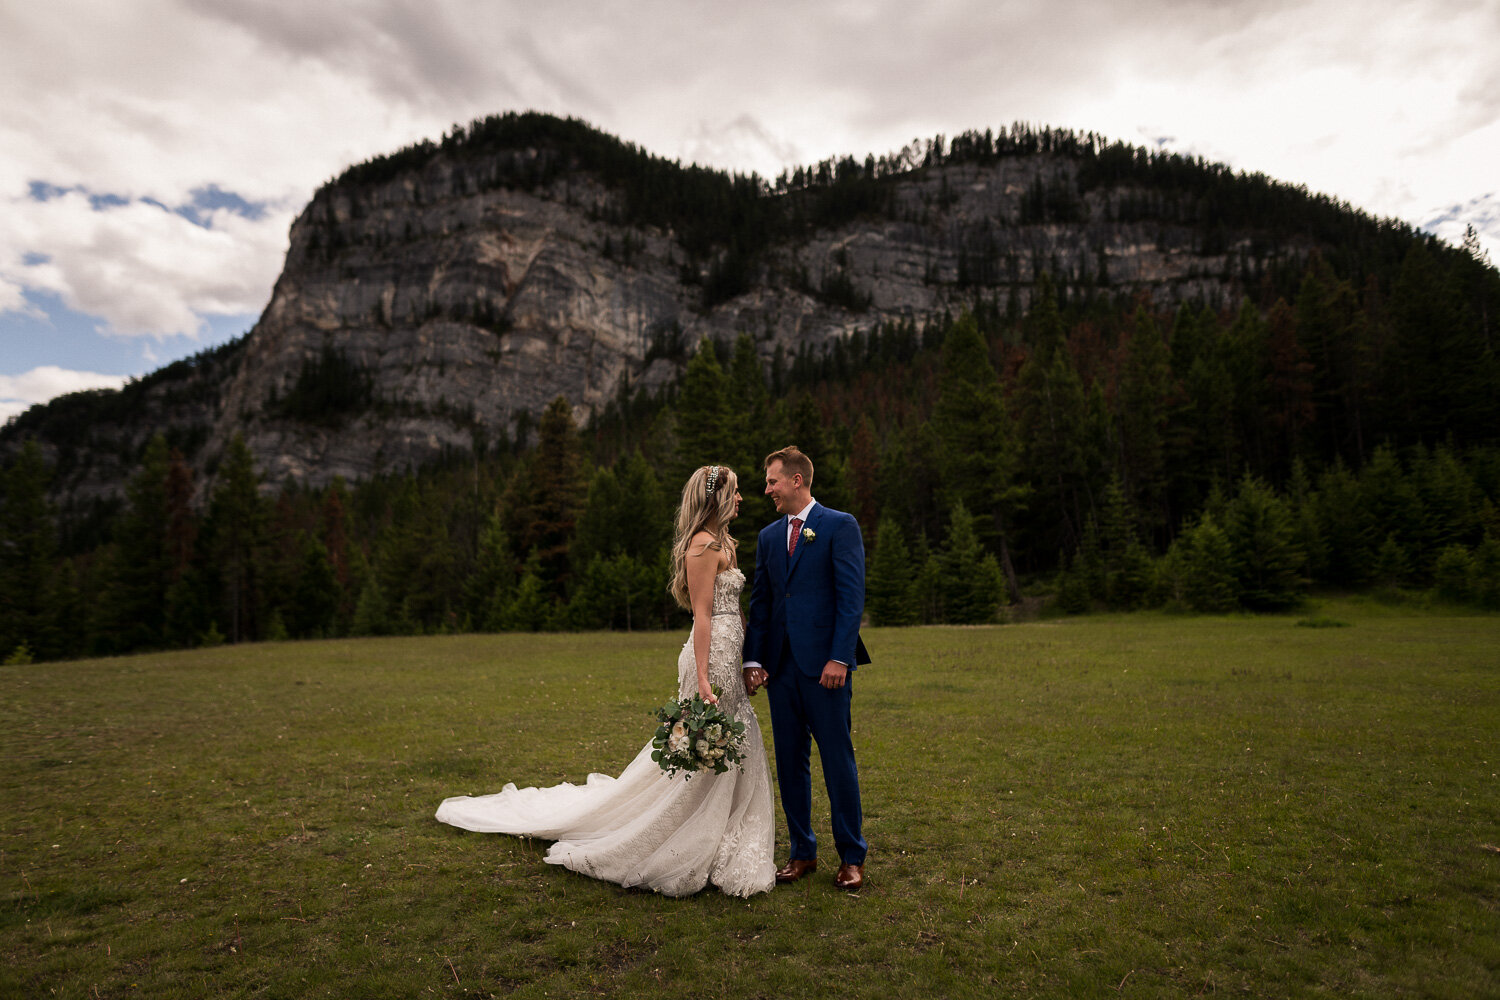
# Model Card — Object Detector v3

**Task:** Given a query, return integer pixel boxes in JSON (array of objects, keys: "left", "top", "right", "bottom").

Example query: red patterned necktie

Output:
[{"left": 788, "top": 517, "right": 803, "bottom": 557}]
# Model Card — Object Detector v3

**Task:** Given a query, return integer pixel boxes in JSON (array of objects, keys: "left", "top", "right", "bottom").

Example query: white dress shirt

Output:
[{"left": 785, "top": 498, "right": 818, "bottom": 552}]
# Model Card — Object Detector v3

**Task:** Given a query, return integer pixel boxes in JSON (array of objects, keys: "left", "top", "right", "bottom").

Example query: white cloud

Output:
[
  {"left": 0, "top": 0, "right": 1496, "bottom": 364},
  {"left": 1, "top": 189, "right": 293, "bottom": 339},
  {"left": 0, "top": 365, "right": 131, "bottom": 424}
]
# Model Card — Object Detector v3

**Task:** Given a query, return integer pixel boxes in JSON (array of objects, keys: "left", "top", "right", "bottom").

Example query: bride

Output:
[{"left": 435, "top": 465, "right": 776, "bottom": 897}]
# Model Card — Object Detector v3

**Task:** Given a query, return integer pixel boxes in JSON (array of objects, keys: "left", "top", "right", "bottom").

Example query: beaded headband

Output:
[{"left": 705, "top": 465, "right": 721, "bottom": 495}]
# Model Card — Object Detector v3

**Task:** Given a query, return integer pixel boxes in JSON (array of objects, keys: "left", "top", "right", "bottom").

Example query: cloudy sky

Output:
[{"left": 3, "top": 0, "right": 1497, "bottom": 423}]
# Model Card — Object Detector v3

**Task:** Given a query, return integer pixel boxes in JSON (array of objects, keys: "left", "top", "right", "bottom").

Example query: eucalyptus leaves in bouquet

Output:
[{"left": 651, "top": 687, "right": 747, "bottom": 778}]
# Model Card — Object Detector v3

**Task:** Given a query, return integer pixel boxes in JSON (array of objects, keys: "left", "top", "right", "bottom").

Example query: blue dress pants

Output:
[{"left": 767, "top": 649, "right": 866, "bottom": 865}]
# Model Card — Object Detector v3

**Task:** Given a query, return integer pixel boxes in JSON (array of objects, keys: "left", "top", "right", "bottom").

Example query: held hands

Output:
[
  {"left": 819, "top": 661, "right": 848, "bottom": 689},
  {"left": 742, "top": 666, "right": 768, "bottom": 696}
]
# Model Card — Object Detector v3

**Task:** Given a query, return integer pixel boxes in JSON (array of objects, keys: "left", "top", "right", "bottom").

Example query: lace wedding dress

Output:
[{"left": 435, "top": 568, "right": 775, "bottom": 897}]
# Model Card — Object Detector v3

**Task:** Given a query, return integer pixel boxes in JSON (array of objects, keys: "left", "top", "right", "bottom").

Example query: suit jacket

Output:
[{"left": 744, "top": 502, "right": 870, "bottom": 678}]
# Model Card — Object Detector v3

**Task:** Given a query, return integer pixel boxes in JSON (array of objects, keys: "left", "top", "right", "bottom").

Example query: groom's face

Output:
[{"left": 764, "top": 460, "right": 799, "bottom": 514}]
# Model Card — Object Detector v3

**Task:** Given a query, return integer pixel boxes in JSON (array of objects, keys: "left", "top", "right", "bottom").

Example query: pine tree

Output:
[
  {"left": 0, "top": 440, "right": 60, "bottom": 659},
  {"left": 937, "top": 503, "right": 1004, "bottom": 624},
  {"left": 847, "top": 416, "right": 881, "bottom": 532},
  {"left": 112, "top": 434, "right": 174, "bottom": 648},
  {"left": 1223, "top": 474, "right": 1304, "bottom": 610},
  {"left": 1173, "top": 512, "right": 1238, "bottom": 612},
  {"left": 931, "top": 312, "right": 1027, "bottom": 599},
  {"left": 1312, "top": 458, "right": 1372, "bottom": 586},
  {"left": 505, "top": 397, "right": 585, "bottom": 597},
  {"left": 501, "top": 556, "right": 554, "bottom": 631},
  {"left": 205, "top": 434, "right": 267, "bottom": 643},
  {"left": 1097, "top": 477, "right": 1153, "bottom": 609},
  {"left": 866, "top": 519, "right": 919, "bottom": 626},
  {"left": 1432, "top": 544, "right": 1476, "bottom": 604},
  {"left": 288, "top": 534, "right": 339, "bottom": 637},
  {"left": 350, "top": 574, "right": 390, "bottom": 636},
  {"left": 1118, "top": 305, "right": 1173, "bottom": 532},
  {"left": 1263, "top": 298, "right": 1315, "bottom": 477},
  {"left": 1372, "top": 533, "right": 1412, "bottom": 589},
  {"left": 674, "top": 340, "right": 736, "bottom": 483},
  {"left": 1016, "top": 334, "right": 1096, "bottom": 554},
  {"left": 727, "top": 332, "right": 770, "bottom": 472}
]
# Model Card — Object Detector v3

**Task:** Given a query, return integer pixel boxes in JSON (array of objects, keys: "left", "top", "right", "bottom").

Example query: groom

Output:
[{"left": 742, "top": 445, "right": 870, "bottom": 891}]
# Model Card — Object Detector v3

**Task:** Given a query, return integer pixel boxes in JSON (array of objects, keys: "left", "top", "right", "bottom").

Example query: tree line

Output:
[{"left": 3, "top": 232, "right": 1499, "bottom": 662}]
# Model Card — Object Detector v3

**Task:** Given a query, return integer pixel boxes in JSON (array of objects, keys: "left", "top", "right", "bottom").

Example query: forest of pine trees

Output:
[{"left": 4, "top": 227, "right": 1499, "bottom": 663}]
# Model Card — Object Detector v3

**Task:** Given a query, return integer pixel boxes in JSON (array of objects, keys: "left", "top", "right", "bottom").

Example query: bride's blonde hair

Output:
[{"left": 668, "top": 465, "right": 739, "bottom": 609}]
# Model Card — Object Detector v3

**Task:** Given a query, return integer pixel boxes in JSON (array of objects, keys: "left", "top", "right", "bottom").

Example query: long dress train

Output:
[{"left": 434, "top": 568, "right": 775, "bottom": 897}]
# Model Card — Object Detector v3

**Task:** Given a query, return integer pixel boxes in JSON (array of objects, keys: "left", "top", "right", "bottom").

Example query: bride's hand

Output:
[{"left": 698, "top": 681, "right": 719, "bottom": 705}]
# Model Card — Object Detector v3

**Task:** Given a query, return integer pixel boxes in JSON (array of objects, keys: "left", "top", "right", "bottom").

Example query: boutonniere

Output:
[{"left": 801, "top": 527, "right": 816, "bottom": 544}]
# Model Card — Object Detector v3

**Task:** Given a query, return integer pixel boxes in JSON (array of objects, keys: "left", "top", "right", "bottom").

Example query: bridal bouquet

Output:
[{"left": 651, "top": 687, "right": 747, "bottom": 778}]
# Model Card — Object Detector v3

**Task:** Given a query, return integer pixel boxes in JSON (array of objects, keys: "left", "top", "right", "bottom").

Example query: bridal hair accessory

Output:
[{"left": 705, "top": 465, "right": 721, "bottom": 495}]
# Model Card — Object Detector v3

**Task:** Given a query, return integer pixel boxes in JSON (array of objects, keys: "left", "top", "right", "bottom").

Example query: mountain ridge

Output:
[{"left": 0, "top": 112, "right": 1466, "bottom": 514}]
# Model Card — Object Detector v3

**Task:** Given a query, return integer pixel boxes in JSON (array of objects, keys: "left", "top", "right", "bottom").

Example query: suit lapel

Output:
[{"left": 786, "top": 504, "right": 821, "bottom": 580}]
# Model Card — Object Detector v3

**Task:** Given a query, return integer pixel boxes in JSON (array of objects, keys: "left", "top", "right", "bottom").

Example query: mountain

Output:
[{"left": 0, "top": 112, "right": 1451, "bottom": 514}]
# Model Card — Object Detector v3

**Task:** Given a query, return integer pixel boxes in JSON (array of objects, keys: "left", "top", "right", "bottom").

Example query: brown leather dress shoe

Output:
[
  {"left": 775, "top": 859, "right": 818, "bottom": 884},
  {"left": 834, "top": 863, "right": 865, "bottom": 891}
]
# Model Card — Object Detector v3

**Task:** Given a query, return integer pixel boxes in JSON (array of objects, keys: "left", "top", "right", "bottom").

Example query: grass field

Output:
[{"left": 3, "top": 599, "right": 1498, "bottom": 998}]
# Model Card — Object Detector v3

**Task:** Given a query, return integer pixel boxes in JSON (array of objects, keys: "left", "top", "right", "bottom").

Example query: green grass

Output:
[{"left": 3, "top": 600, "right": 1498, "bottom": 998}]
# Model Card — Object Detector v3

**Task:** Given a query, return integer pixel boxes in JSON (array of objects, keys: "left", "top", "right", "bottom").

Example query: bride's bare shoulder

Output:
[{"left": 688, "top": 530, "right": 723, "bottom": 554}]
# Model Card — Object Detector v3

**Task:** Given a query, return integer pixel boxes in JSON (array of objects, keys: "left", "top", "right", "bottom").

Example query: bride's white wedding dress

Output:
[{"left": 435, "top": 568, "right": 775, "bottom": 897}]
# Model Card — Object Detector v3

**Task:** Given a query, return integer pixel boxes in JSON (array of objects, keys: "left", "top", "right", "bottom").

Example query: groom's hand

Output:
[
  {"left": 819, "top": 661, "right": 847, "bottom": 689},
  {"left": 742, "top": 666, "right": 767, "bottom": 696}
]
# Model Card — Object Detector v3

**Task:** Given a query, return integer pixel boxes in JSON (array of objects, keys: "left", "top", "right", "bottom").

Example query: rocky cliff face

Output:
[{"left": 7, "top": 128, "right": 1302, "bottom": 508}]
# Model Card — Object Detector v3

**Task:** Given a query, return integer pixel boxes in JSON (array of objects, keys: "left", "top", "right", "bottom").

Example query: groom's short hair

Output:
[{"left": 764, "top": 445, "right": 814, "bottom": 487}]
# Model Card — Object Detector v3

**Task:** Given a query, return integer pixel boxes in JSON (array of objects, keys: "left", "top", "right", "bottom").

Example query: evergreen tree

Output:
[
  {"left": 1371, "top": 533, "right": 1412, "bottom": 589},
  {"left": 1117, "top": 305, "right": 1173, "bottom": 532},
  {"left": 931, "top": 312, "right": 1026, "bottom": 599},
  {"left": 1285, "top": 458, "right": 1327, "bottom": 584},
  {"left": 674, "top": 340, "right": 736, "bottom": 483},
  {"left": 501, "top": 556, "right": 554, "bottom": 631},
  {"left": 1016, "top": 334, "right": 1097, "bottom": 555},
  {"left": 205, "top": 434, "right": 268, "bottom": 643},
  {"left": 1294, "top": 254, "right": 1367, "bottom": 462},
  {"left": 1358, "top": 444, "right": 1422, "bottom": 560},
  {"left": 1097, "top": 477, "right": 1154, "bottom": 609},
  {"left": 727, "top": 332, "right": 771, "bottom": 472},
  {"left": 0, "top": 440, "right": 60, "bottom": 659},
  {"left": 615, "top": 451, "right": 669, "bottom": 560},
  {"left": 937, "top": 503, "right": 1004, "bottom": 623},
  {"left": 505, "top": 397, "right": 585, "bottom": 596},
  {"left": 1432, "top": 544, "right": 1476, "bottom": 604},
  {"left": 1223, "top": 474, "right": 1304, "bottom": 610},
  {"left": 865, "top": 519, "right": 919, "bottom": 625},
  {"left": 909, "top": 532, "right": 944, "bottom": 624},
  {"left": 288, "top": 534, "right": 340, "bottom": 637},
  {"left": 877, "top": 422, "right": 945, "bottom": 554},
  {"left": 467, "top": 511, "right": 519, "bottom": 630},
  {"left": 847, "top": 416, "right": 881, "bottom": 532},
  {"left": 1263, "top": 298, "right": 1315, "bottom": 477},
  {"left": 1410, "top": 444, "right": 1482, "bottom": 574},
  {"left": 788, "top": 395, "right": 851, "bottom": 513},
  {"left": 103, "top": 434, "right": 174, "bottom": 649},
  {"left": 1312, "top": 458, "right": 1372, "bottom": 586},
  {"left": 350, "top": 573, "right": 390, "bottom": 636},
  {"left": 567, "top": 553, "right": 657, "bottom": 630},
  {"left": 1170, "top": 512, "right": 1238, "bottom": 612}
]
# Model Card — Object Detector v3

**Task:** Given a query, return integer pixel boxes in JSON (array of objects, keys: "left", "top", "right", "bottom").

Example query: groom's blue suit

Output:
[{"left": 744, "top": 501, "right": 869, "bottom": 866}]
